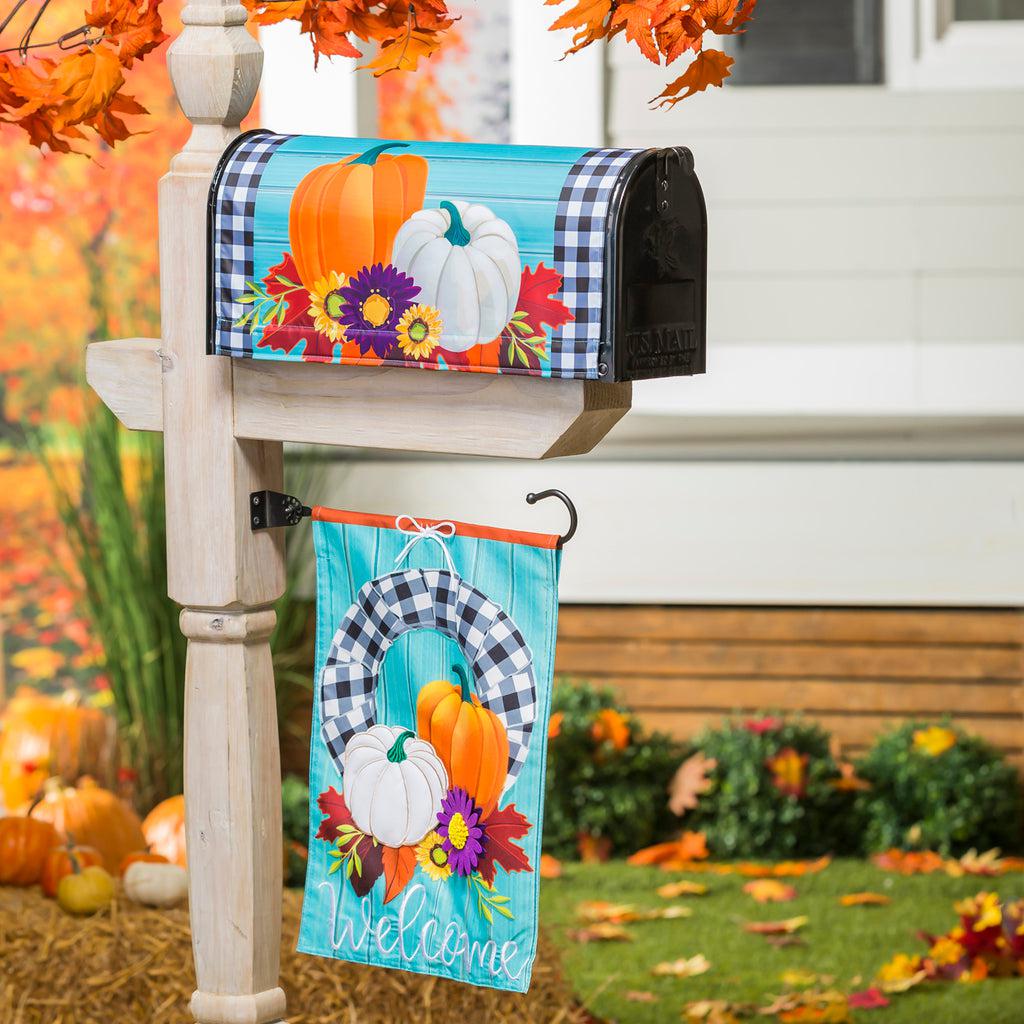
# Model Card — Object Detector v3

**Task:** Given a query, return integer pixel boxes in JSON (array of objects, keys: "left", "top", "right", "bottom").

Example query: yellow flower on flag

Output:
[
  {"left": 913, "top": 725, "right": 957, "bottom": 757},
  {"left": 415, "top": 830, "right": 452, "bottom": 881}
]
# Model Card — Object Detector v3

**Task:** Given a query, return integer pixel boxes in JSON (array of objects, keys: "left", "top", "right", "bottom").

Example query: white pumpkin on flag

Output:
[
  {"left": 342, "top": 724, "right": 448, "bottom": 847},
  {"left": 391, "top": 200, "right": 521, "bottom": 351}
]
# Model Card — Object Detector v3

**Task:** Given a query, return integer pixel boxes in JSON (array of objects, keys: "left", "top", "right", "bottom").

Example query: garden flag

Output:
[{"left": 298, "top": 506, "right": 562, "bottom": 992}]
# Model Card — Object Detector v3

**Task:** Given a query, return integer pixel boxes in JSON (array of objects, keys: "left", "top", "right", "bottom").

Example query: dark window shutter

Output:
[{"left": 727, "top": 0, "right": 883, "bottom": 85}]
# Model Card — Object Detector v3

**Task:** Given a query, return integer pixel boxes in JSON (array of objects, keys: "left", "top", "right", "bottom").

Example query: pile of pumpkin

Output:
[{"left": 0, "top": 689, "right": 188, "bottom": 916}]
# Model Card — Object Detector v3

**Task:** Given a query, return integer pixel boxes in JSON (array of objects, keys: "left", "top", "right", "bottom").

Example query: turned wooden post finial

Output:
[{"left": 167, "top": 0, "right": 263, "bottom": 167}]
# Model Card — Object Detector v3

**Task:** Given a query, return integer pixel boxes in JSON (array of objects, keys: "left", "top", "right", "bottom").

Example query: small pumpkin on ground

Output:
[
  {"left": 40, "top": 838, "right": 104, "bottom": 898},
  {"left": 0, "top": 814, "right": 59, "bottom": 886},
  {"left": 24, "top": 777, "right": 146, "bottom": 874},
  {"left": 417, "top": 664, "right": 509, "bottom": 818},
  {"left": 119, "top": 850, "right": 170, "bottom": 876},
  {"left": 57, "top": 863, "right": 115, "bottom": 916},
  {"left": 142, "top": 794, "right": 186, "bottom": 867},
  {"left": 122, "top": 860, "right": 188, "bottom": 908}
]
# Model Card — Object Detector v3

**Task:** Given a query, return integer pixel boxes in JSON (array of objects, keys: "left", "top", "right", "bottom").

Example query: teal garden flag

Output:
[{"left": 298, "top": 506, "right": 562, "bottom": 992}]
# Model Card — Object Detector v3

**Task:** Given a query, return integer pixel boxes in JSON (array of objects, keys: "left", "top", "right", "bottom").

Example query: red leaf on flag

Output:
[
  {"left": 382, "top": 845, "right": 417, "bottom": 904},
  {"left": 477, "top": 803, "right": 533, "bottom": 886},
  {"left": 315, "top": 786, "right": 354, "bottom": 843}
]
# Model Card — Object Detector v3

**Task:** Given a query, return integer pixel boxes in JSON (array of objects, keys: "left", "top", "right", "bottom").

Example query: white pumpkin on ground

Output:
[
  {"left": 391, "top": 200, "right": 521, "bottom": 352},
  {"left": 342, "top": 725, "right": 448, "bottom": 848}
]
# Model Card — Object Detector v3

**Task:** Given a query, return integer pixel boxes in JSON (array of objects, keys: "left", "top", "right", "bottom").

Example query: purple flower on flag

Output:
[
  {"left": 339, "top": 263, "right": 419, "bottom": 358},
  {"left": 437, "top": 787, "right": 486, "bottom": 876}
]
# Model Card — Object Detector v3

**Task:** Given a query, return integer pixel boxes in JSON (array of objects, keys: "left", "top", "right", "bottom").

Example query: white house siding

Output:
[{"left": 264, "top": 34, "right": 1024, "bottom": 606}]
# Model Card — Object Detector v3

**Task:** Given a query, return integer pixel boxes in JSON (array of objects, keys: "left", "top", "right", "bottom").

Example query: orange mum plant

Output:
[{"left": 546, "top": 0, "right": 759, "bottom": 107}]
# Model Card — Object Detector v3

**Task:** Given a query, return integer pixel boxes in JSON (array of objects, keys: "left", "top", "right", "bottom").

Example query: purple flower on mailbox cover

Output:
[{"left": 339, "top": 263, "right": 419, "bottom": 358}]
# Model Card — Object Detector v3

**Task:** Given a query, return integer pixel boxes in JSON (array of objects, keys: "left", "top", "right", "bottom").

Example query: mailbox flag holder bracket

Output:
[{"left": 250, "top": 488, "right": 578, "bottom": 548}]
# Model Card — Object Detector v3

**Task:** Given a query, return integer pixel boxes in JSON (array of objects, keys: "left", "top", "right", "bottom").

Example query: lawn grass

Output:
[{"left": 539, "top": 859, "right": 1024, "bottom": 1024}]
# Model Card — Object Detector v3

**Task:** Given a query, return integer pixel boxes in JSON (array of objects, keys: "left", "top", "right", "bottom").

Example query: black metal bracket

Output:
[
  {"left": 250, "top": 491, "right": 312, "bottom": 531},
  {"left": 526, "top": 489, "right": 578, "bottom": 548}
]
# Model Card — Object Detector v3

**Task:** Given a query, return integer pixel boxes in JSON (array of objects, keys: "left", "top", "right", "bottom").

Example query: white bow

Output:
[{"left": 393, "top": 514, "right": 457, "bottom": 575}]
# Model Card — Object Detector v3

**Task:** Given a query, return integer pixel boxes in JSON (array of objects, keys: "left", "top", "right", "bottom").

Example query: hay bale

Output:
[{"left": 0, "top": 887, "right": 590, "bottom": 1024}]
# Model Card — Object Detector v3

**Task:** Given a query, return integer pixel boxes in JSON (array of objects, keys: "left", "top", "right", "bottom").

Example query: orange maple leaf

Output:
[
  {"left": 699, "top": 0, "right": 757, "bottom": 35},
  {"left": 651, "top": 47, "right": 734, "bottom": 107},
  {"left": 361, "top": 27, "right": 443, "bottom": 75},
  {"left": 86, "top": 0, "right": 167, "bottom": 67},
  {"left": 610, "top": 1, "right": 662, "bottom": 64},
  {"left": 50, "top": 44, "right": 125, "bottom": 130}
]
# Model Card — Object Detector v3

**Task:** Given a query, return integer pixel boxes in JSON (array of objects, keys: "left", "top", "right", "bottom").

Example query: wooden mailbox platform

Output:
[{"left": 85, "top": 5, "right": 630, "bottom": 1021}]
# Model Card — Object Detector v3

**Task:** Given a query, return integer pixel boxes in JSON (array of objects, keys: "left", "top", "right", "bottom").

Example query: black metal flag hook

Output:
[{"left": 525, "top": 489, "right": 578, "bottom": 548}]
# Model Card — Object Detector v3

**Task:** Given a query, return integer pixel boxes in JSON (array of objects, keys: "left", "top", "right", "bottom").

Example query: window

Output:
[
  {"left": 887, "top": 0, "right": 1024, "bottom": 88},
  {"left": 954, "top": 0, "right": 1024, "bottom": 19},
  {"left": 727, "top": 0, "right": 883, "bottom": 85}
]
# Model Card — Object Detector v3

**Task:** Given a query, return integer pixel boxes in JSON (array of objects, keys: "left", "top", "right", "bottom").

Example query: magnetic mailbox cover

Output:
[{"left": 208, "top": 131, "right": 706, "bottom": 381}]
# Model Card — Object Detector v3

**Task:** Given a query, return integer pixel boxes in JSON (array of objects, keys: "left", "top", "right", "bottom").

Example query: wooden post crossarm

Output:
[
  {"left": 87, "top": 337, "right": 631, "bottom": 459},
  {"left": 83, "top": 3, "right": 632, "bottom": 1020}
]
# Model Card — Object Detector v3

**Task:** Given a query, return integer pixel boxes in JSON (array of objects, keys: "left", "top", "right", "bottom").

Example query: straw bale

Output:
[{"left": 0, "top": 887, "right": 592, "bottom": 1024}]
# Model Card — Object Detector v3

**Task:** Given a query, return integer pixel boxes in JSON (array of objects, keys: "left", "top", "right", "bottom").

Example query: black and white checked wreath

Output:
[{"left": 320, "top": 567, "right": 538, "bottom": 794}]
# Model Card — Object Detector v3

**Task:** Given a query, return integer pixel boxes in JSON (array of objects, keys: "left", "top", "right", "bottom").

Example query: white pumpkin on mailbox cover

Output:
[
  {"left": 391, "top": 200, "right": 521, "bottom": 352},
  {"left": 342, "top": 724, "right": 448, "bottom": 847}
]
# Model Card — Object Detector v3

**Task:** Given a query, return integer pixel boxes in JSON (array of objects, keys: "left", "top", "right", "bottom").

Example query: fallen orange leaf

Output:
[
  {"left": 657, "top": 879, "right": 708, "bottom": 899},
  {"left": 628, "top": 831, "right": 708, "bottom": 867},
  {"left": 569, "top": 922, "right": 633, "bottom": 943},
  {"left": 651, "top": 953, "right": 711, "bottom": 978},
  {"left": 839, "top": 891, "right": 891, "bottom": 907},
  {"left": 743, "top": 879, "right": 797, "bottom": 904},
  {"left": 743, "top": 915, "right": 809, "bottom": 935},
  {"left": 872, "top": 849, "right": 944, "bottom": 875}
]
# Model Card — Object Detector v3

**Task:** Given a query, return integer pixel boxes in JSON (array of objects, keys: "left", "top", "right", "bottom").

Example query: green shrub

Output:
[
  {"left": 282, "top": 774, "right": 310, "bottom": 888},
  {"left": 543, "top": 680, "right": 685, "bottom": 859},
  {"left": 684, "top": 716, "right": 859, "bottom": 859},
  {"left": 854, "top": 720, "right": 1022, "bottom": 855}
]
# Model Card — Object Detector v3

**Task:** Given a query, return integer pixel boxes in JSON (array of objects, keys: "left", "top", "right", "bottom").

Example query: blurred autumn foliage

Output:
[{"left": 0, "top": 0, "right": 187, "bottom": 699}]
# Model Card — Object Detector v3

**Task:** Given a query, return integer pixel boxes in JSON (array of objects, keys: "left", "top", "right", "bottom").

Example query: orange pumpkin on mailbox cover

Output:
[
  {"left": 417, "top": 665, "right": 509, "bottom": 818},
  {"left": 288, "top": 142, "right": 429, "bottom": 291}
]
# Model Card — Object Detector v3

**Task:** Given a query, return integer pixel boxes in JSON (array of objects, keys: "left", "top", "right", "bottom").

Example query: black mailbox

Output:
[{"left": 208, "top": 131, "right": 706, "bottom": 382}]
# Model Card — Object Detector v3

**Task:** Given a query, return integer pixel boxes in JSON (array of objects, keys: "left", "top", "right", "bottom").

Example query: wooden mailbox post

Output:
[{"left": 85, "top": 2, "right": 631, "bottom": 1020}]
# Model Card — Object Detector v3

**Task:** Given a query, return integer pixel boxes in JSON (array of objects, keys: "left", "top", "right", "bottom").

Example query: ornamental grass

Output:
[{"left": 0, "top": 887, "right": 590, "bottom": 1024}]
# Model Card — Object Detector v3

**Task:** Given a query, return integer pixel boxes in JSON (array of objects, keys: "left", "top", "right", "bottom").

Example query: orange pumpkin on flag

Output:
[
  {"left": 417, "top": 665, "right": 509, "bottom": 818},
  {"left": 288, "top": 142, "right": 429, "bottom": 290}
]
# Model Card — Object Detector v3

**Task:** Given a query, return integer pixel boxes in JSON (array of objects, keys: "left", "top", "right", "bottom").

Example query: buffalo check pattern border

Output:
[
  {"left": 551, "top": 147, "right": 642, "bottom": 378},
  {"left": 211, "top": 130, "right": 291, "bottom": 358},
  {"left": 211, "top": 134, "right": 640, "bottom": 377},
  {"left": 320, "top": 568, "right": 536, "bottom": 791}
]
